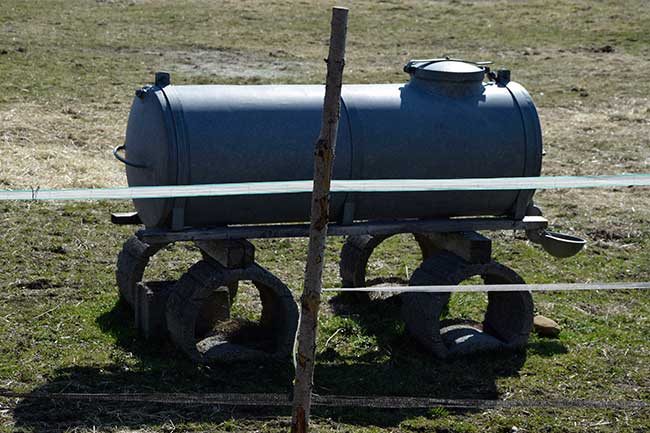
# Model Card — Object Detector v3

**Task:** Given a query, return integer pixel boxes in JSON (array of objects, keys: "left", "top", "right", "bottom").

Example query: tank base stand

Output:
[
  {"left": 166, "top": 260, "right": 298, "bottom": 363},
  {"left": 439, "top": 324, "right": 511, "bottom": 356},
  {"left": 116, "top": 235, "right": 167, "bottom": 308},
  {"left": 195, "top": 239, "right": 257, "bottom": 302},
  {"left": 402, "top": 251, "right": 533, "bottom": 359},
  {"left": 195, "top": 239, "right": 255, "bottom": 269},
  {"left": 134, "top": 281, "right": 173, "bottom": 340},
  {"left": 197, "top": 337, "right": 274, "bottom": 363},
  {"left": 339, "top": 233, "right": 438, "bottom": 303},
  {"left": 339, "top": 231, "right": 491, "bottom": 303},
  {"left": 133, "top": 280, "right": 230, "bottom": 341}
]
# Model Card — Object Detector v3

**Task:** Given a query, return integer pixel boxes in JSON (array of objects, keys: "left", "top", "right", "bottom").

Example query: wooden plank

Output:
[
  {"left": 138, "top": 216, "right": 549, "bottom": 244},
  {"left": 110, "top": 212, "right": 141, "bottom": 225}
]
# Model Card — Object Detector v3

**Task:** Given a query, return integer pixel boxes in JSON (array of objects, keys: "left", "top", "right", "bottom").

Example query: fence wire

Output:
[{"left": 1, "top": 390, "right": 648, "bottom": 410}]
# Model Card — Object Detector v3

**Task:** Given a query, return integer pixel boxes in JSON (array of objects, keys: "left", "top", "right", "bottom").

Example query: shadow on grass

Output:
[
  {"left": 319, "top": 293, "right": 564, "bottom": 402},
  {"left": 12, "top": 297, "right": 568, "bottom": 432}
]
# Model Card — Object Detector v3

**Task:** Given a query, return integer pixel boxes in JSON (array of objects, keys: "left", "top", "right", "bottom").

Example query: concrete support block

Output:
[
  {"left": 195, "top": 239, "right": 255, "bottom": 269},
  {"left": 134, "top": 281, "right": 173, "bottom": 340},
  {"left": 165, "top": 260, "right": 297, "bottom": 363},
  {"left": 115, "top": 235, "right": 166, "bottom": 308},
  {"left": 419, "top": 231, "right": 492, "bottom": 264},
  {"left": 402, "top": 251, "right": 533, "bottom": 359}
]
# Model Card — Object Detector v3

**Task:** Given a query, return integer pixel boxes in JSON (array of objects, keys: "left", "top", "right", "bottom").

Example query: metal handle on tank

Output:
[{"left": 113, "top": 144, "right": 148, "bottom": 169}]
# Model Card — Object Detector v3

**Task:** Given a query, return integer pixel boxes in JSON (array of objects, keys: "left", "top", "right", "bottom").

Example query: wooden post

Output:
[{"left": 291, "top": 6, "right": 348, "bottom": 433}]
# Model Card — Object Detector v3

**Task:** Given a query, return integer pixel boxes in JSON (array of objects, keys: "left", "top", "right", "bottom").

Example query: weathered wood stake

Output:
[{"left": 291, "top": 6, "right": 348, "bottom": 433}]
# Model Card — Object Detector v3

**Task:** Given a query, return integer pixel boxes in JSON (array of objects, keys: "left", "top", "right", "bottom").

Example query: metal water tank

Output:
[{"left": 115, "top": 59, "right": 542, "bottom": 229}]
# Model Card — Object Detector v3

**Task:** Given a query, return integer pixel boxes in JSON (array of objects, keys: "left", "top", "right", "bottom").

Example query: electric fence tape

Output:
[
  {"left": 1, "top": 174, "right": 650, "bottom": 201},
  {"left": 323, "top": 281, "right": 650, "bottom": 293}
]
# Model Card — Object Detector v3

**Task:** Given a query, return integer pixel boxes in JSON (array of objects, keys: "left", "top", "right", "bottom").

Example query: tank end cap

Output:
[{"left": 155, "top": 71, "right": 171, "bottom": 88}]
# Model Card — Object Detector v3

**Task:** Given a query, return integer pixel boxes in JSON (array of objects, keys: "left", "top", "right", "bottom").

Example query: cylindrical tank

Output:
[{"left": 119, "top": 59, "right": 542, "bottom": 229}]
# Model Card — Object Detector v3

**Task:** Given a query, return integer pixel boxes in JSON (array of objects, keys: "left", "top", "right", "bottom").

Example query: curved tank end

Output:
[
  {"left": 123, "top": 86, "right": 176, "bottom": 228},
  {"left": 504, "top": 80, "right": 543, "bottom": 218}
]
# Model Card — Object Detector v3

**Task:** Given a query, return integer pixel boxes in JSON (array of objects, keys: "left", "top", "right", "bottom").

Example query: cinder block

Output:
[
  {"left": 134, "top": 281, "right": 174, "bottom": 340},
  {"left": 195, "top": 239, "right": 255, "bottom": 268},
  {"left": 420, "top": 231, "right": 492, "bottom": 264}
]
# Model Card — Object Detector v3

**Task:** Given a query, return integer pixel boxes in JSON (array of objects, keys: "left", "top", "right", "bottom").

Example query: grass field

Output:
[{"left": 1, "top": 0, "right": 650, "bottom": 431}]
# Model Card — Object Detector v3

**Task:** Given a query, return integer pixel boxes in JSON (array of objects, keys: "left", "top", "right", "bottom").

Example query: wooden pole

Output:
[{"left": 291, "top": 6, "right": 348, "bottom": 433}]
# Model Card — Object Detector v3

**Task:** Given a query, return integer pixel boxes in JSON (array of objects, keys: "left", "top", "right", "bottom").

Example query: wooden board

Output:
[{"left": 138, "top": 216, "right": 548, "bottom": 244}]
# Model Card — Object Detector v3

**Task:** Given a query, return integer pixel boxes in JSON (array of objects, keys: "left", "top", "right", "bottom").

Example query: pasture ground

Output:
[{"left": 1, "top": 1, "right": 650, "bottom": 431}]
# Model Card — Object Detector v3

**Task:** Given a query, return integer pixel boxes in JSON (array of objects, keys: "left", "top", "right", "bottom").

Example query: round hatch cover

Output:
[{"left": 405, "top": 59, "right": 486, "bottom": 82}]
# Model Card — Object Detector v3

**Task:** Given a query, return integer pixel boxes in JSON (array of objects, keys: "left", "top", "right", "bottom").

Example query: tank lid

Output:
[{"left": 404, "top": 58, "right": 487, "bottom": 82}]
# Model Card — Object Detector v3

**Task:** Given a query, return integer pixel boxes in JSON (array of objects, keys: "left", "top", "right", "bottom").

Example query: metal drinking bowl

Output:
[{"left": 539, "top": 231, "right": 587, "bottom": 258}]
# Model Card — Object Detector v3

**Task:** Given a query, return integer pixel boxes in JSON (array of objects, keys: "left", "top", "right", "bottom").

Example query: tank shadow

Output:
[
  {"left": 13, "top": 300, "right": 296, "bottom": 432},
  {"left": 11, "top": 366, "right": 293, "bottom": 433},
  {"left": 12, "top": 298, "right": 567, "bottom": 432},
  {"left": 95, "top": 298, "right": 296, "bottom": 381},
  {"left": 321, "top": 293, "right": 568, "bottom": 404}
]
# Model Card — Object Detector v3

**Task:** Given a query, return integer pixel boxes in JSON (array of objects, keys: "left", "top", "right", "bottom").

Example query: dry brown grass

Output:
[
  {"left": 541, "top": 103, "right": 650, "bottom": 177},
  {"left": 0, "top": 103, "right": 125, "bottom": 189}
]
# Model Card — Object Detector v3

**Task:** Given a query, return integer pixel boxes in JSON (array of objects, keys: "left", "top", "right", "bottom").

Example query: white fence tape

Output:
[
  {"left": 323, "top": 281, "right": 650, "bottom": 293},
  {"left": 1, "top": 174, "right": 650, "bottom": 201}
]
